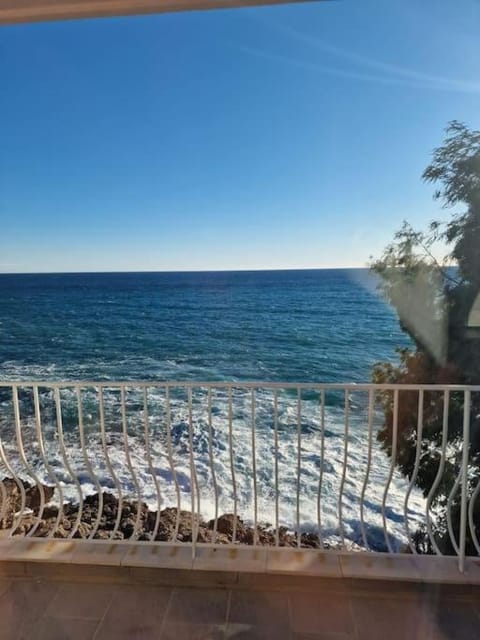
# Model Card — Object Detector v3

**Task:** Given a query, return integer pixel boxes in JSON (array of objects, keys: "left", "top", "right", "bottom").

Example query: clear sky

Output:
[{"left": 1, "top": 0, "right": 479, "bottom": 273}]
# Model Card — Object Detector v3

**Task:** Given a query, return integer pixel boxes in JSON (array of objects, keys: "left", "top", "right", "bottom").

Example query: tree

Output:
[{"left": 371, "top": 121, "right": 480, "bottom": 555}]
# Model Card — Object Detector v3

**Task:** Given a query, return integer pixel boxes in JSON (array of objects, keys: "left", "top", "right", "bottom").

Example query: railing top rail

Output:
[{"left": 1, "top": 380, "right": 480, "bottom": 391}]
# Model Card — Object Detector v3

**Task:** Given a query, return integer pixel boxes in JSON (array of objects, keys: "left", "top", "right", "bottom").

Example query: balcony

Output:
[{"left": 0, "top": 380, "right": 479, "bottom": 638}]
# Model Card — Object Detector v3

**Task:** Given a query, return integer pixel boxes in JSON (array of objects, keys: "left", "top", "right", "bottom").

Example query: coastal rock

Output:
[
  {"left": 26, "top": 484, "right": 55, "bottom": 510},
  {"left": 94, "top": 530, "right": 111, "bottom": 540},
  {"left": 0, "top": 478, "right": 55, "bottom": 530},
  {"left": 74, "top": 522, "right": 92, "bottom": 539},
  {"left": 42, "top": 505, "right": 59, "bottom": 520},
  {"left": 208, "top": 513, "right": 245, "bottom": 538},
  {"left": 120, "top": 517, "right": 136, "bottom": 538},
  {"left": 0, "top": 477, "right": 331, "bottom": 549}
]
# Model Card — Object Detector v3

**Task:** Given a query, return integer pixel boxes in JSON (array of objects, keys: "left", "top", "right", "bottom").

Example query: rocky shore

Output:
[{"left": 1, "top": 478, "right": 324, "bottom": 548}]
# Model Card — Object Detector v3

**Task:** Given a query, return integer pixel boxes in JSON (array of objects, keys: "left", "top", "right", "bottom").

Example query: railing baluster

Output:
[
  {"left": 12, "top": 386, "right": 46, "bottom": 537},
  {"left": 468, "top": 397, "right": 480, "bottom": 554},
  {"left": 338, "top": 389, "right": 349, "bottom": 548},
  {"left": 54, "top": 387, "right": 84, "bottom": 538},
  {"left": 98, "top": 387, "right": 123, "bottom": 539},
  {"left": 0, "top": 476, "right": 7, "bottom": 530},
  {"left": 382, "top": 388, "right": 398, "bottom": 553},
  {"left": 274, "top": 389, "right": 279, "bottom": 547},
  {"left": 0, "top": 433, "right": 26, "bottom": 536},
  {"left": 360, "top": 389, "right": 374, "bottom": 551},
  {"left": 426, "top": 390, "right": 449, "bottom": 555},
  {"left": 251, "top": 388, "right": 258, "bottom": 546},
  {"left": 468, "top": 473, "right": 480, "bottom": 556},
  {"left": 228, "top": 387, "right": 238, "bottom": 544},
  {"left": 317, "top": 389, "right": 326, "bottom": 549},
  {"left": 77, "top": 386, "right": 103, "bottom": 540},
  {"left": 459, "top": 390, "right": 471, "bottom": 572},
  {"left": 143, "top": 387, "right": 161, "bottom": 541},
  {"left": 446, "top": 469, "right": 461, "bottom": 556},
  {"left": 187, "top": 387, "right": 198, "bottom": 557},
  {"left": 165, "top": 386, "right": 181, "bottom": 541},
  {"left": 194, "top": 396, "right": 200, "bottom": 530},
  {"left": 34, "top": 386, "right": 63, "bottom": 538},
  {"left": 0, "top": 388, "right": 27, "bottom": 536},
  {"left": 207, "top": 387, "right": 218, "bottom": 545},
  {"left": 296, "top": 387, "right": 301, "bottom": 548},
  {"left": 446, "top": 394, "right": 472, "bottom": 562},
  {"left": 120, "top": 386, "right": 142, "bottom": 540},
  {"left": 404, "top": 390, "right": 424, "bottom": 553}
]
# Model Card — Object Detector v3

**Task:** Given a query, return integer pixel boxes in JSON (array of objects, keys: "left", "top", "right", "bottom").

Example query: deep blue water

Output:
[{"left": 0, "top": 269, "right": 409, "bottom": 382}]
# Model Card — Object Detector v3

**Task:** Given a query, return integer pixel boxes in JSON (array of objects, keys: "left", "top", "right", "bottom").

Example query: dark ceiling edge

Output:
[{"left": 0, "top": 0, "right": 319, "bottom": 25}]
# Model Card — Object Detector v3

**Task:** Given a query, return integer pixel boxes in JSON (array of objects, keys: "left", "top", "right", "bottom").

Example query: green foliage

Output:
[
  {"left": 371, "top": 121, "right": 480, "bottom": 555},
  {"left": 423, "top": 121, "right": 480, "bottom": 291},
  {"left": 422, "top": 121, "right": 480, "bottom": 209}
]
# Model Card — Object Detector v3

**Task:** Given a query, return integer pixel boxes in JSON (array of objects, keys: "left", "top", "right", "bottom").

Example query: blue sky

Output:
[{"left": 1, "top": 0, "right": 480, "bottom": 272}]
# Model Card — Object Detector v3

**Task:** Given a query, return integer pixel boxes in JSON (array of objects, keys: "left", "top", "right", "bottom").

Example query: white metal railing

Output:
[{"left": 0, "top": 381, "right": 479, "bottom": 570}]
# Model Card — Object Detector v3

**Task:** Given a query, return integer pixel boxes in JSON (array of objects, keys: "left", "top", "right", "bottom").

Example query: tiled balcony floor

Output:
[{"left": 0, "top": 575, "right": 479, "bottom": 640}]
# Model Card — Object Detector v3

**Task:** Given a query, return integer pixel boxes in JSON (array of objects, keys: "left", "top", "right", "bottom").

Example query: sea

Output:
[{"left": 0, "top": 269, "right": 424, "bottom": 549}]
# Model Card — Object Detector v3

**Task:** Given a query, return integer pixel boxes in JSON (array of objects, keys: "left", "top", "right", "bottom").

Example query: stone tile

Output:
[
  {"left": 0, "top": 578, "right": 11, "bottom": 596},
  {"left": 291, "top": 634, "right": 354, "bottom": 640},
  {"left": 340, "top": 553, "right": 420, "bottom": 582},
  {"left": 347, "top": 578, "right": 424, "bottom": 598},
  {"left": 24, "top": 561, "right": 75, "bottom": 580},
  {"left": 228, "top": 589, "right": 290, "bottom": 634},
  {"left": 0, "top": 561, "right": 27, "bottom": 577},
  {"left": 4, "top": 577, "right": 59, "bottom": 608},
  {"left": 7, "top": 539, "right": 75, "bottom": 564},
  {"left": 413, "top": 556, "right": 465, "bottom": 584},
  {"left": 225, "top": 622, "right": 290, "bottom": 639},
  {"left": 25, "top": 562, "right": 127, "bottom": 583},
  {"left": 0, "top": 540, "right": 19, "bottom": 561},
  {"left": 45, "top": 581, "right": 115, "bottom": 620},
  {"left": 462, "top": 557, "right": 480, "bottom": 584},
  {"left": 0, "top": 578, "right": 59, "bottom": 639},
  {"left": 421, "top": 581, "right": 475, "bottom": 600},
  {"left": 165, "top": 588, "right": 229, "bottom": 625},
  {"left": 130, "top": 567, "right": 237, "bottom": 588},
  {"left": 290, "top": 592, "right": 354, "bottom": 636},
  {"left": 95, "top": 584, "right": 171, "bottom": 639},
  {"left": 71, "top": 542, "right": 130, "bottom": 567},
  {"left": 194, "top": 547, "right": 267, "bottom": 574},
  {"left": 470, "top": 584, "right": 480, "bottom": 600},
  {"left": 31, "top": 616, "right": 99, "bottom": 640},
  {"left": 237, "top": 572, "right": 348, "bottom": 593},
  {"left": 161, "top": 622, "right": 226, "bottom": 639},
  {"left": 267, "top": 550, "right": 342, "bottom": 578},
  {"left": 426, "top": 598, "right": 480, "bottom": 640},
  {"left": 350, "top": 594, "right": 433, "bottom": 640},
  {"left": 123, "top": 544, "right": 193, "bottom": 570}
]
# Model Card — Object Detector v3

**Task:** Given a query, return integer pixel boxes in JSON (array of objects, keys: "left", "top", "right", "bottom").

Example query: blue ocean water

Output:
[
  {"left": 0, "top": 269, "right": 409, "bottom": 382},
  {"left": 0, "top": 269, "right": 423, "bottom": 549}
]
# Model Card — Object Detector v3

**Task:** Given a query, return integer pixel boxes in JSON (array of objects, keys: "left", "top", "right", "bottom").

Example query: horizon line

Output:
[{"left": 0, "top": 265, "right": 370, "bottom": 276}]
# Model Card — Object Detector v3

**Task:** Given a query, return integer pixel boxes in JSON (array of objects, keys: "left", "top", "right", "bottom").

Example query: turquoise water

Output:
[{"left": 0, "top": 270, "right": 422, "bottom": 549}]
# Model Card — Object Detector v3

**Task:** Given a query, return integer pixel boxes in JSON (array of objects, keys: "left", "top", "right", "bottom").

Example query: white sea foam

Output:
[{"left": 0, "top": 385, "right": 424, "bottom": 550}]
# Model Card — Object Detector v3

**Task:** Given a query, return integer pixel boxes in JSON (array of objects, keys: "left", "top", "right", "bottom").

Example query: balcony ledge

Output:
[{"left": 1, "top": 539, "right": 479, "bottom": 589}]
